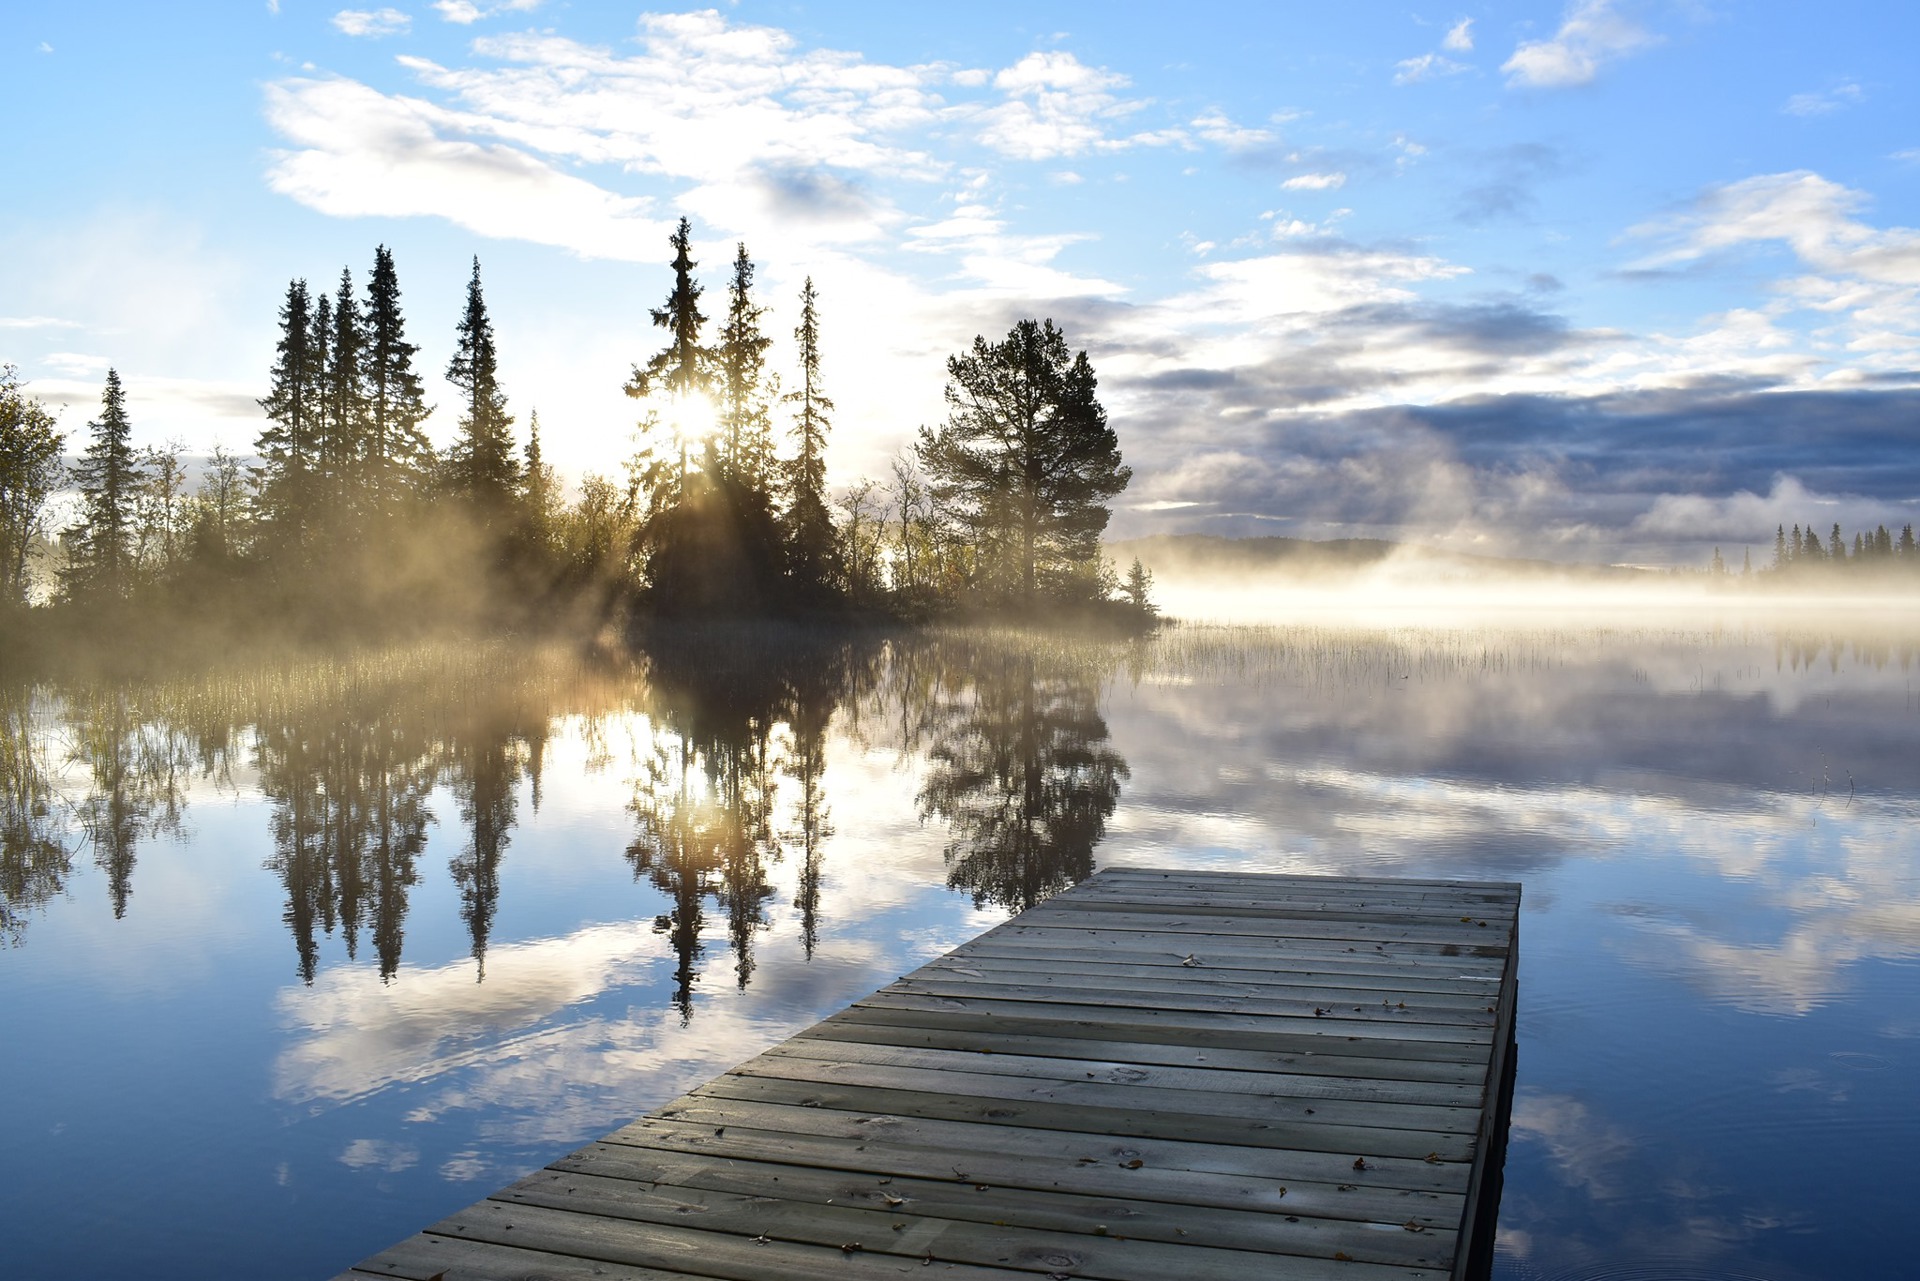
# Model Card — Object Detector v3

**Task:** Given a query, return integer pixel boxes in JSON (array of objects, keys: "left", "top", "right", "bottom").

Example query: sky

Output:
[{"left": 3, "top": 1, "right": 1918, "bottom": 566}]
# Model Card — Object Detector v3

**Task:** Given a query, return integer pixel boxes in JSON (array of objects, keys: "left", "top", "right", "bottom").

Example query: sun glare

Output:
[{"left": 672, "top": 392, "right": 718, "bottom": 446}]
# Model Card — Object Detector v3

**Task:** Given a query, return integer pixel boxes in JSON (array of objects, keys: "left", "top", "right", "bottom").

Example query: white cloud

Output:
[
  {"left": 0, "top": 315, "right": 83, "bottom": 330},
  {"left": 433, "top": 0, "right": 540, "bottom": 23},
  {"left": 38, "top": 40, "right": 53, "bottom": 54},
  {"left": 1281, "top": 171, "right": 1346, "bottom": 191},
  {"left": 331, "top": 7, "right": 411, "bottom": 39},
  {"left": 1442, "top": 18, "right": 1475, "bottom": 53},
  {"left": 974, "top": 51, "right": 1175, "bottom": 160},
  {"left": 1783, "top": 81, "right": 1864, "bottom": 117},
  {"left": 1394, "top": 53, "right": 1469, "bottom": 85},
  {"left": 263, "top": 78, "right": 667, "bottom": 260},
  {"left": 1502, "top": 0, "right": 1658, "bottom": 89},
  {"left": 1191, "top": 109, "right": 1273, "bottom": 150},
  {"left": 1631, "top": 171, "right": 1920, "bottom": 286}
]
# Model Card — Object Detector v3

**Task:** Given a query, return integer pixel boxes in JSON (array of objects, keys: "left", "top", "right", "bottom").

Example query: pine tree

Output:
[
  {"left": 783, "top": 276, "right": 837, "bottom": 590},
  {"left": 625, "top": 217, "right": 712, "bottom": 490},
  {"left": 444, "top": 256, "right": 520, "bottom": 516},
  {"left": 917, "top": 318, "right": 1130, "bottom": 603},
  {"left": 62, "top": 369, "right": 142, "bottom": 600},
  {"left": 255, "top": 279, "right": 320, "bottom": 540},
  {"left": 716, "top": 242, "right": 774, "bottom": 494},
  {"left": 363, "top": 245, "right": 434, "bottom": 509},
  {"left": 1829, "top": 523, "right": 1844, "bottom": 561},
  {"left": 1773, "top": 525, "right": 1787, "bottom": 570}
]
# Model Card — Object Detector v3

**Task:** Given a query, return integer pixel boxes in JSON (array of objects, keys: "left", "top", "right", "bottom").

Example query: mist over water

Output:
[{"left": 2, "top": 617, "right": 1916, "bottom": 1279}]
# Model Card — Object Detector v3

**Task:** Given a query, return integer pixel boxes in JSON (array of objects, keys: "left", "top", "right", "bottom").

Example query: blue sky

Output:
[{"left": 4, "top": 1, "right": 1918, "bottom": 564}]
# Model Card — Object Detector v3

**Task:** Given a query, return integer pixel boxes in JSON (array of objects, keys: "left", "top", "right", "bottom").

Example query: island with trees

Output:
[{"left": 0, "top": 217, "right": 1156, "bottom": 667}]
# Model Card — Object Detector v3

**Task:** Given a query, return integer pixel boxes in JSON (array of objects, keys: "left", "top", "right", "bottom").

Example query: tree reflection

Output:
[
  {"left": 1, "top": 686, "right": 70, "bottom": 946},
  {"left": 2, "top": 629, "right": 1131, "bottom": 1001},
  {"left": 624, "top": 628, "right": 872, "bottom": 1017},
  {"left": 69, "top": 689, "right": 189, "bottom": 920},
  {"left": 916, "top": 646, "right": 1127, "bottom": 911},
  {"left": 257, "top": 714, "right": 434, "bottom": 984}
]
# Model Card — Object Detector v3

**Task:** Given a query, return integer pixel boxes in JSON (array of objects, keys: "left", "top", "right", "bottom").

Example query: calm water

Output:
[{"left": 3, "top": 621, "right": 1917, "bottom": 1280}]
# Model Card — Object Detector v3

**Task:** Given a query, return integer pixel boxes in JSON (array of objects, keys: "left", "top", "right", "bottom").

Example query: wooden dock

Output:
[{"left": 334, "top": 868, "right": 1521, "bottom": 1281}]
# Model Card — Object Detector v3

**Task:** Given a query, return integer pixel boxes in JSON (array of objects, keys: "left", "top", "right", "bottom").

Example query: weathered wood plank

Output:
[
  {"left": 599, "top": 1115, "right": 1467, "bottom": 1216},
  {"left": 775, "top": 1035, "right": 1485, "bottom": 1106},
  {"left": 967, "top": 933, "right": 1505, "bottom": 960},
  {"left": 495, "top": 1169, "right": 1444, "bottom": 1279},
  {"left": 331, "top": 869, "right": 1518, "bottom": 1281},
  {"left": 1006, "top": 908, "right": 1514, "bottom": 948},
  {"left": 914, "top": 953, "right": 1504, "bottom": 1000},
  {"left": 890, "top": 972, "right": 1500, "bottom": 1025},
  {"left": 691, "top": 1072, "right": 1479, "bottom": 1161},
  {"left": 803, "top": 1013, "right": 1490, "bottom": 1085},
  {"left": 854, "top": 989, "right": 1496, "bottom": 1047},
  {"left": 545, "top": 1143, "right": 1459, "bottom": 1268},
  {"left": 635, "top": 1101, "right": 1471, "bottom": 1193},
  {"left": 725, "top": 1050, "right": 1485, "bottom": 1133}
]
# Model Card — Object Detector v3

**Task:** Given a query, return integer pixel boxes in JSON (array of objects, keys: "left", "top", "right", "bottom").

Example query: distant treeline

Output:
[
  {"left": 1706, "top": 521, "right": 1920, "bottom": 580},
  {"left": 0, "top": 218, "right": 1153, "bottom": 652}
]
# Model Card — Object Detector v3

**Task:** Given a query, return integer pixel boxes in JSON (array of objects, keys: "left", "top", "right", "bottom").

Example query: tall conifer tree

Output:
[
  {"left": 363, "top": 245, "right": 433, "bottom": 508},
  {"left": 255, "top": 279, "right": 319, "bottom": 539},
  {"left": 63, "top": 369, "right": 141, "bottom": 599},
  {"left": 445, "top": 256, "right": 520, "bottom": 515},
  {"left": 716, "top": 243, "right": 774, "bottom": 493},
  {"left": 625, "top": 217, "right": 712, "bottom": 489},
  {"left": 323, "top": 267, "right": 367, "bottom": 503},
  {"left": 782, "top": 276, "right": 837, "bottom": 588}
]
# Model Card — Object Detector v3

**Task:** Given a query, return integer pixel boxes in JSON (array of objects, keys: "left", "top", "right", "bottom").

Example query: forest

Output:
[{"left": 0, "top": 219, "right": 1155, "bottom": 660}]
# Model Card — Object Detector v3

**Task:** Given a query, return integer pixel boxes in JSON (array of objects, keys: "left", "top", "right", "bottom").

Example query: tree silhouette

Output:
[
  {"left": 783, "top": 277, "right": 838, "bottom": 595},
  {"left": 716, "top": 243, "right": 776, "bottom": 494},
  {"left": 363, "top": 245, "right": 434, "bottom": 510},
  {"left": 320, "top": 267, "right": 367, "bottom": 507},
  {"left": 62, "top": 369, "right": 142, "bottom": 601},
  {"left": 444, "top": 257, "right": 520, "bottom": 519},
  {"left": 255, "top": 280, "right": 321, "bottom": 543},
  {"left": 626, "top": 217, "right": 712, "bottom": 490},
  {"left": 917, "top": 319, "right": 1129, "bottom": 604}
]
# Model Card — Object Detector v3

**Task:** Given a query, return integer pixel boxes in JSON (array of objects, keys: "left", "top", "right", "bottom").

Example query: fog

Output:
[{"left": 1123, "top": 538, "right": 1920, "bottom": 630}]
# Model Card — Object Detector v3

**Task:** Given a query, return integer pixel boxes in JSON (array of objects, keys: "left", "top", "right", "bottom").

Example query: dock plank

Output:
[{"left": 330, "top": 868, "right": 1519, "bottom": 1281}]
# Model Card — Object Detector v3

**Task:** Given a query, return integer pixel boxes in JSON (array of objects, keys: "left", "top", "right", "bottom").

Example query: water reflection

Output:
[
  {"left": 1, "top": 687, "right": 68, "bottom": 946},
  {"left": 3, "top": 619, "right": 1919, "bottom": 1281},
  {"left": 916, "top": 642, "right": 1127, "bottom": 911}
]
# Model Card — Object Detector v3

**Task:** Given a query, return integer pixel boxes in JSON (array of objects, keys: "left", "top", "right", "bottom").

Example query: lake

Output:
[{"left": 3, "top": 617, "right": 1917, "bottom": 1279}]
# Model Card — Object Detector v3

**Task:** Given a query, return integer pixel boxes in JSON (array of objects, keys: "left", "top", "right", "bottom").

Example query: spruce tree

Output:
[
  {"left": 445, "top": 256, "right": 520, "bottom": 515},
  {"left": 520, "top": 408, "right": 560, "bottom": 552},
  {"left": 322, "top": 267, "right": 367, "bottom": 503},
  {"left": 255, "top": 278, "right": 319, "bottom": 540},
  {"left": 625, "top": 217, "right": 712, "bottom": 488},
  {"left": 783, "top": 276, "right": 837, "bottom": 589},
  {"left": 63, "top": 369, "right": 142, "bottom": 599},
  {"left": 716, "top": 242, "right": 774, "bottom": 494},
  {"left": 363, "top": 245, "right": 434, "bottom": 509}
]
